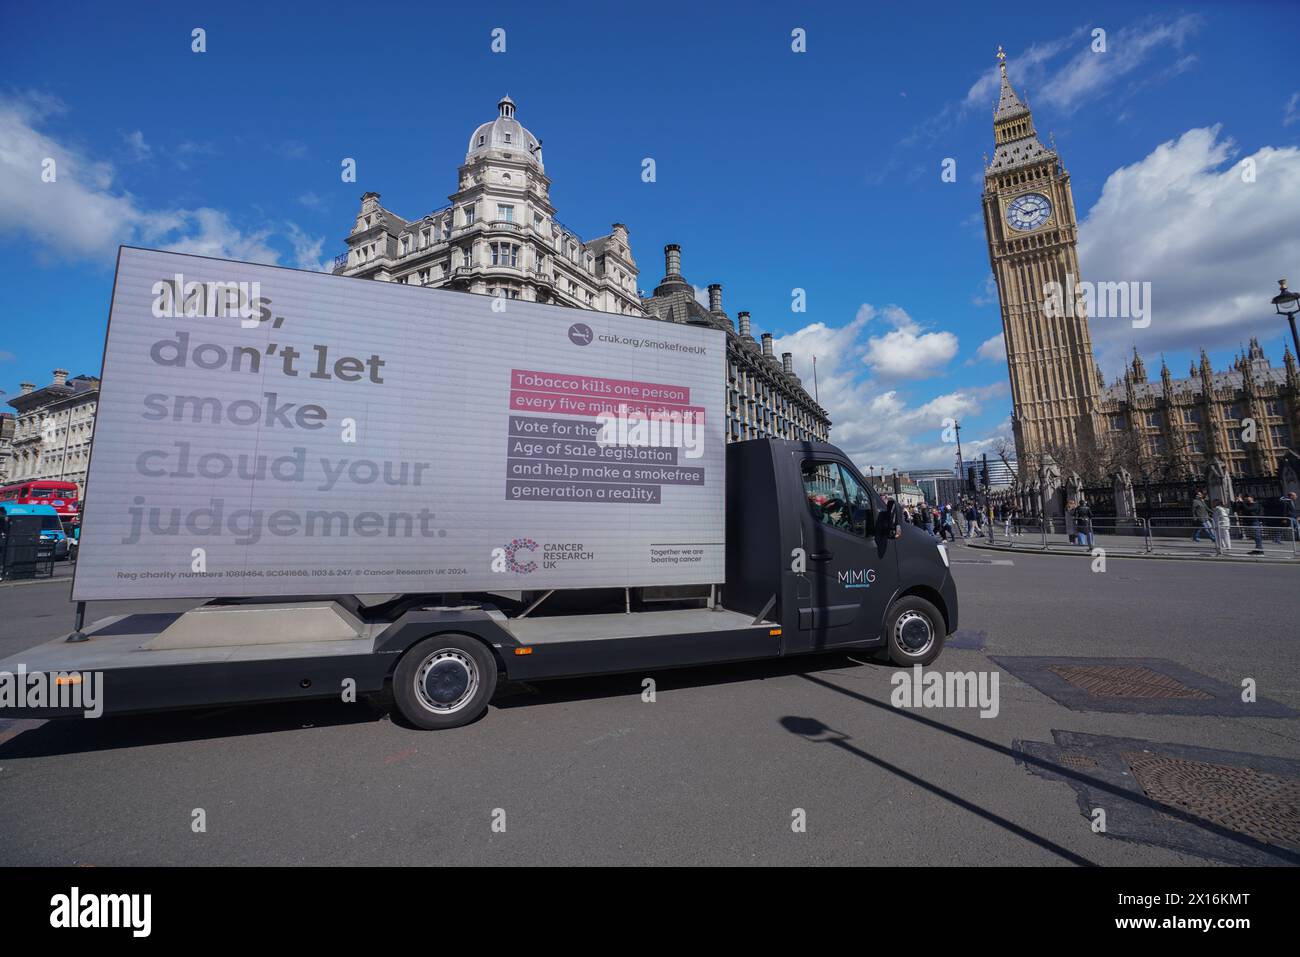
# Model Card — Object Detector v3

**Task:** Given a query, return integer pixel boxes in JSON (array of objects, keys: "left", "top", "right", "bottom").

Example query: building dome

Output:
[{"left": 466, "top": 95, "right": 543, "bottom": 169}]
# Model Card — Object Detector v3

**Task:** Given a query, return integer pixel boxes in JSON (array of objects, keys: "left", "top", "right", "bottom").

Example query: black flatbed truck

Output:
[{"left": 1, "top": 439, "right": 956, "bottom": 729}]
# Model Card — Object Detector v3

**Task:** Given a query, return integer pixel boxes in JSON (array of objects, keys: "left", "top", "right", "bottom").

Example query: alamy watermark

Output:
[
  {"left": 1042, "top": 272, "right": 1151, "bottom": 329},
  {"left": 0, "top": 665, "right": 103, "bottom": 718}
]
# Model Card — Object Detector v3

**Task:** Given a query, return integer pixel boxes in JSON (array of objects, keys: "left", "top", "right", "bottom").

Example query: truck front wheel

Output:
[
  {"left": 392, "top": 634, "right": 498, "bottom": 730},
  {"left": 883, "top": 596, "right": 945, "bottom": 666}
]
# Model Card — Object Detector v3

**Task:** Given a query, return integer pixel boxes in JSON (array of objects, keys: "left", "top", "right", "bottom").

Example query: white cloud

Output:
[
  {"left": 0, "top": 92, "right": 321, "bottom": 267},
  {"left": 1036, "top": 15, "right": 1202, "bottom": 113},
  {"left": 285, "top": 223, "right": 329, "bottom": 272},
  {"left": 973, "top": 333, "right": 1005, "bottom": 363},
  {"left": 773, "top": 314, "right": 1005, "bottom": 472},
  {"left": 122, "top": 130, "right": 151, "bottom": 162},
  {"left": 1285, "top": 92, "right": 1300, "bottom": 128},
  {"left": 858, "top": 304, "right": 959, "bottom": 380},
  {"left": 1077, "top": 126, "right": 1300, "bottom": 372}
]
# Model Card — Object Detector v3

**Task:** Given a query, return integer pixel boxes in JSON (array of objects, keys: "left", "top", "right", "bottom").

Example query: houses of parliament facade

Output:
[{"left": 984, "top": 50, "right": 1300, "bottom": 490}]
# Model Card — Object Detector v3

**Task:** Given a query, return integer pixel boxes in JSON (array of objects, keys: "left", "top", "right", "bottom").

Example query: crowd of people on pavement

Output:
[
  {"left": 886, "top": 488, "right": 1299, "bottom": 557},
  {"left": 1191, "top": 489, "right": 1298, "bottom": 555}
]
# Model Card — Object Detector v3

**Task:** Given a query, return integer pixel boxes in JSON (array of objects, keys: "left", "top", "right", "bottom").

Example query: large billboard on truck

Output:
[{"left": 72, "top": 247, "right": 726, "bottom": 600}]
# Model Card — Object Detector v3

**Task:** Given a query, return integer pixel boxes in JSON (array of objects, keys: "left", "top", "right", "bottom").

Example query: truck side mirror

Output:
[{"left": 877, "top": 505, "right": 896, "bottom": 537}]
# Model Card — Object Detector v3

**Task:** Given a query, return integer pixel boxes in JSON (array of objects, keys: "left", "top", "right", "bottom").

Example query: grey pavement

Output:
[{"left": 0, "top": 544, "right": 1297, "bottom": 866}]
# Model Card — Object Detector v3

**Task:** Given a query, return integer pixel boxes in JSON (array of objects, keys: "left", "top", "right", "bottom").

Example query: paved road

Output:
[{"left": 1, "top": 545, "right": 1297, "bottom": 866}]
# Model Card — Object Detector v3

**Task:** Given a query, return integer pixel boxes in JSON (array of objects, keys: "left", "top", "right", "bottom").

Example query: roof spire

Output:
[{"left": 993, "top": 46, "right": 1030, "bottom": 122}]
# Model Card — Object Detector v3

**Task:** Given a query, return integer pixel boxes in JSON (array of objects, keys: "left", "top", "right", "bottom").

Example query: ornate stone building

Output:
[
  {"left": 640, "top": 244, "right": 829, "bottom": 443},
  {"left": 333, "top": 95, "right": 643, "bottom": 316},
  {"left": 1101, "top": 341, "right": 1299, "bottom": 480},
  {"left": 982, "top": 49, "right": 1103, "bottom": 473},
  {"left": 332, "top": 95, "right": 829, "bottom": 444},
  {"left": 5, "top": 370, "right": 101, "bottom": 495},
  {"left": 982, "top": 50, "right": 1298, "bottom": 490}
]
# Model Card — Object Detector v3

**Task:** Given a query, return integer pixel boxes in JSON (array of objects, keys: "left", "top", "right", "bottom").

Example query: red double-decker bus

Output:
[{"left": 0, "top": 479, "right": 80, "bottom": 529}]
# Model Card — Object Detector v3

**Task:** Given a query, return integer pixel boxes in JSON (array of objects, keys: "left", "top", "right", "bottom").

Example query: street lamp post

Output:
[{"left": 1273, "top": 279, "right": 1300, "bottom": 358}]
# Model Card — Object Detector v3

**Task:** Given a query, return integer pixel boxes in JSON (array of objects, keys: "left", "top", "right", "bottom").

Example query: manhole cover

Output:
[
  {"left": 1048, "top": 665, "right": 1213, "bottom": 700},
  {"left": 1124, "top": 753, "right": 1300, "bottom": 849}
]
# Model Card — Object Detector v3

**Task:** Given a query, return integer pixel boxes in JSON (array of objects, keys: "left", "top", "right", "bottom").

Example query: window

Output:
[
  {"left": 477, "top": 135, "right": 484, "bottom": 146},
  {"left": 464, "top": 206, "right": 476, "bottom": 226},
  {"left": 462, "top": 246, "right": 474, "bottom": 268},
  {"left": 491, "top": 243, "right": 518, "bottom": 267},
  {"left": 503, "top": 132, "right": 512, "bottom": 144},
  {"left": 1271, "top": 424, "right": 1293, "bottom": 448},
  {"left": 497, "top": 204, "right": 514, "bottom": 222},
  {"left": 801, "top": 461, "right": 873, "bottom": 536},
  {"left": 1183, "top": 407, "right": 1202, "bottom": 425}
]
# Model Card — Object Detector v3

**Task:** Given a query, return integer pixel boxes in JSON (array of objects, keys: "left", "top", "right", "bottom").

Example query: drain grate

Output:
[
  {"left": 1048, "top": 664, "right": 1213, "bottom": 700},
  {"left": 1056, "top": 752, "right": 1098, "bottom": 771},
  {"left": 1124, "top": 753, "right": 1300, "bottom": 850}
]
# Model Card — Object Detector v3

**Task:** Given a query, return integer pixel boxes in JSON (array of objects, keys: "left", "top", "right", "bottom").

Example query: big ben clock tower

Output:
[{"left": 982, "top": 47, "right": 1102, "bottom": 475}]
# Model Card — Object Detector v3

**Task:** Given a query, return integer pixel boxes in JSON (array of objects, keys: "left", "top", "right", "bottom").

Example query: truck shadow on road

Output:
[
  {"left": 0, "top": 650, "right": 875, "bottom": 756},
  {"left": 0, "top": 696, "right": 389, "bottom": 758},
  {"left": 489, "top": 649, "right": 873, "bottom": 711}
]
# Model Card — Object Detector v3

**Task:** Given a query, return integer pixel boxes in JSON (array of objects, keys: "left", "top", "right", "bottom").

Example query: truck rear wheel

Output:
[
  {"left": 884, "top": 595, "right": 945, "bottom": 666},
  {"left": 392, "top": 634, "right": 498, "bottom": 730}
]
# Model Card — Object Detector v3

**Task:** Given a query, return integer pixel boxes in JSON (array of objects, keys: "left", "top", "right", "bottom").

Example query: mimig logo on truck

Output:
[{"left": 837, "top": 568, "right": 877, "bottom": 589}]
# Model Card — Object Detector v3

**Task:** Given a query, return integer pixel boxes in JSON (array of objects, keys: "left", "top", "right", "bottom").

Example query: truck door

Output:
[{"left": 791, "top": 455, "right": 900, "bottom": 651}]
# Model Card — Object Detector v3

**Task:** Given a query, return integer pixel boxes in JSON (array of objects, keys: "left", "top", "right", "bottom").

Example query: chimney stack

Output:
[
  {"left": 782, "top": 353, "right": 794, "bottom": 375},
  {"left": 708, "top": 283, "right": 722, "bottom": 314},
  {"left": 664, "top": 244, "right": 682, "bottom": 278},
  {"left": 761, "top": 333, "right": 774, "bottom": 357},
  {"left": 737, "top": 311, "right": 752, "bottom": 339},
  {"left": 19, "top": 382, "right": 35, "bottom": 395},
  {"left": 52, "top": 369, "right": 69, "bottom": 387}
]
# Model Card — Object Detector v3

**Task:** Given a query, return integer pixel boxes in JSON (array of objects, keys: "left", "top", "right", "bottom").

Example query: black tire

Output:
[
  {"left": 392, "top": 634, "right": 498, "bottom": 730},
  {"left": 883, "top": 595, "right": 945, "bottom": 666}
]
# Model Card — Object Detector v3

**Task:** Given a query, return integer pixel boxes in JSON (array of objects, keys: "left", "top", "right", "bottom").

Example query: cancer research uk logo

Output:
[
  {"left": 504, "top": 537, "right": 539, "bottom": 574},
  {"left": 568, "top": 322, "right": 594, "bottom": 346}
]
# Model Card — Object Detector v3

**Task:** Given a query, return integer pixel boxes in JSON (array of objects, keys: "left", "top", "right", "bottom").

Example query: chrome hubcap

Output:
[
  {"left": 894, "top": 611, "right": 935, "bottom": 656},
  {"left": 415, "top": 650, "right": 478, "bottom": 714}
]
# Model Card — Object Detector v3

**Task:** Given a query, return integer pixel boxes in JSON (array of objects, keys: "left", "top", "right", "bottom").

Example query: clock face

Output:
[{"left": 1006, "top": 192, "right": 1052, "bottom": 231}]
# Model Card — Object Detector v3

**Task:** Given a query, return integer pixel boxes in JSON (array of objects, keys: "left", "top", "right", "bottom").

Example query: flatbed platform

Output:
[{"left": 506, "top": 607, "right": 765, "bottom": 645}]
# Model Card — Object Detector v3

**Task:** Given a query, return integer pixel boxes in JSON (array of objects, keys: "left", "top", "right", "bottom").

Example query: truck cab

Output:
[{"left": 726, "top": 439, "right": 956, "bottom": 664}]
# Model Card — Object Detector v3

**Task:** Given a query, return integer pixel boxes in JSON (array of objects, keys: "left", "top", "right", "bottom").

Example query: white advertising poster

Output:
[{"left": 72, "top": 247, "right": 726, "bottom": 600}]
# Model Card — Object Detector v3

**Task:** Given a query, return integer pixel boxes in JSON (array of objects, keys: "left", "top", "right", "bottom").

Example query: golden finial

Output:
[{"left": 997, "top": 44, "right": 1007, "bottom": 72}]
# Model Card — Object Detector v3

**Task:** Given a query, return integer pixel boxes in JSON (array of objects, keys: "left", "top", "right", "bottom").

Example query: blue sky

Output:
[{"left": 2, "top": 0, "right": 1298, "bottom": 470}]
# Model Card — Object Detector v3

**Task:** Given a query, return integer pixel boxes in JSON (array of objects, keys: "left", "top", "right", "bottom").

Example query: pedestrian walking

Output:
[
  {"left": 940, "top": 504, "right": 956, "bottom": 542},
  {"left": 1274, "top": 491, "right": 1297, "bottom": 545},
  {"left": 1231, "top": 494, "right": 1247, "bottom": 540},
  {"left": 1243, "top": 495, "right": 1265, "bottom": 554},
  {"left": 1074, "top": 499, "right": 1094, "bottom": 548},
  {"left": 1191, "top": 491, "right": 1214, "bottom": 543}
]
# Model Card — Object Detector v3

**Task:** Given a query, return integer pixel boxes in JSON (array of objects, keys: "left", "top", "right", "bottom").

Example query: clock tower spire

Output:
[{"left": 982, "top": 46, "right": 1102, "bottom": 479}]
